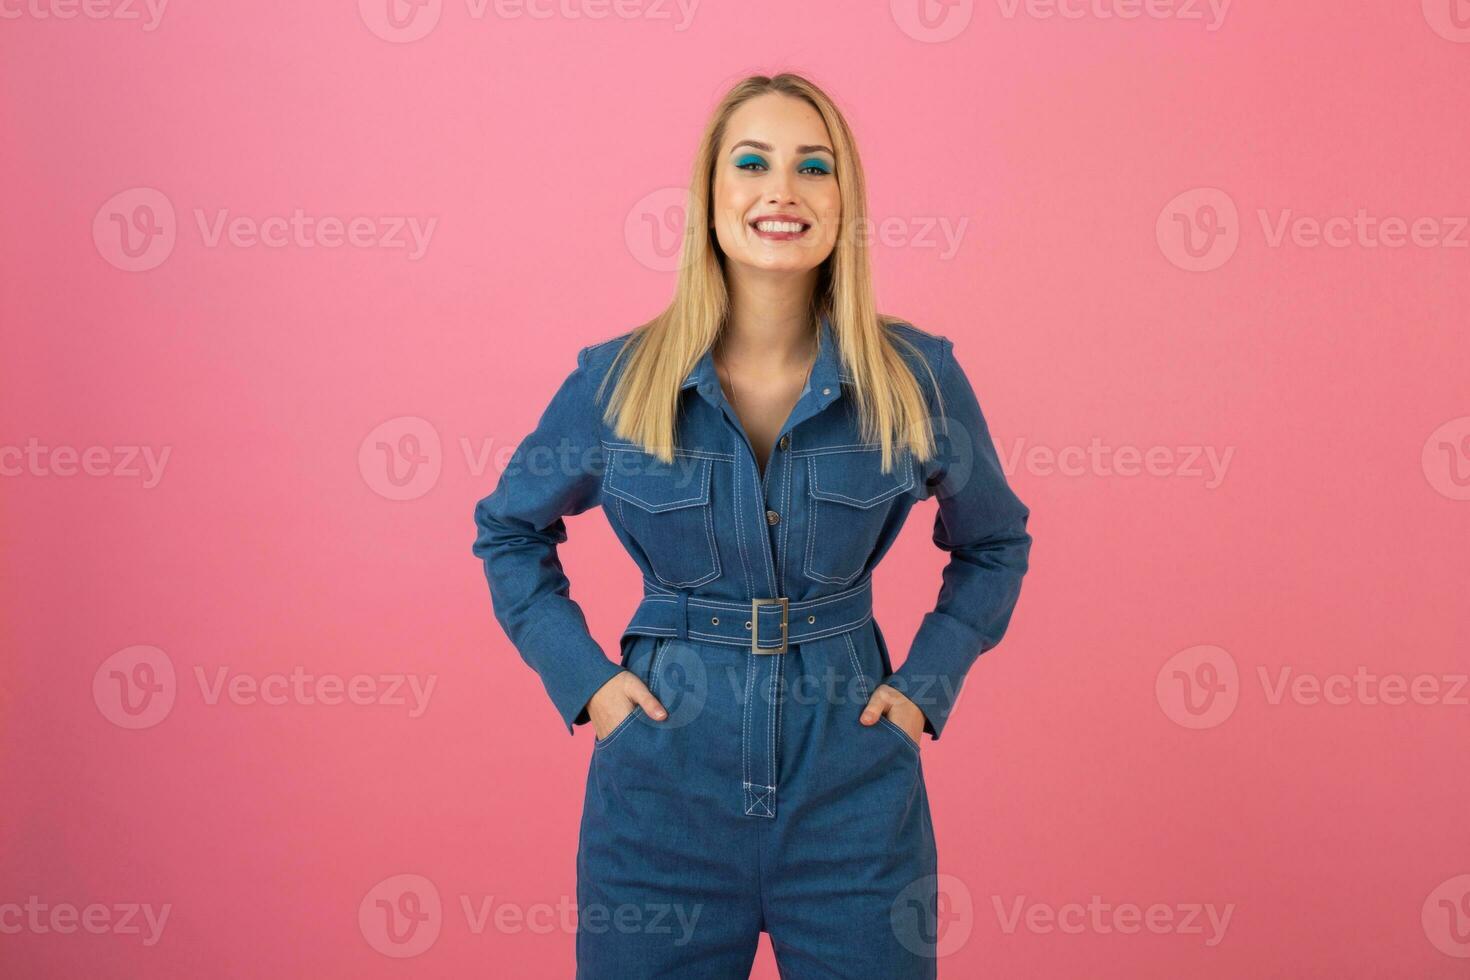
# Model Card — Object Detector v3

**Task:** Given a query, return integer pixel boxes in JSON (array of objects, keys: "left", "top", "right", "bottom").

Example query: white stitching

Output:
[
  {"left": 880, "top": 716, "right": 922, "bottom": 755},
  {"left": 593, "top": 705, "right": 644, "bottom": 750},
  {"left": 630, "top": 591, "right": 875, "bottom": 646},
  {"left": 731, "top": 432, "right": 754, "bottom": 599},
  {"left": 758, "top": 470, "right": 777, "bottom": 598},
  {"left": 843, "top": 631, "right": 871, "bottom": 703},
  {"left": 804, "top": 457, "right": 827, "bottom": 580},
  {"left": 637, "top": 580, "right": 872, "bottom": 611},
  {"left": 787, "top": 442, "right": 886, "bottom": 456},
  {"left": 773, "top": 633, "right": 785, "bottom": 795},
  {"left": 607, "top": 450, "right": 720, "bottom": 589},
  {"left": 803, "top": 450, "right": 913, "bottom": 585},
  {"left": 784, "top": 613, "right": 875, "bottom": 642},
  {"left": 743, "top": 781, "right": 775, "bottom": 816},
  {"left": 806, "top": 448, "right": 914, "bottom": 507},
  {"left": 741, "top": 647, "right": 755, "bottom": 810},
  {"left": 602, "top": 448, "right": 715, "bottom": 510},
  {"left": 778, "top": 449, "right": 792, "bottom": 588},
  {"left": 698, "top": 483, "right": 723, "bottom": 586},
  {"left": 845, "top": 632, "right": 920, "bottom": 756},
  {"left": 647, "top": 637, "right": 667, "bottom": 699},
  {"left": 767, "top": 632, "right": 780, "bottom": 793},
  {"left": 739, "top": 433, "right": 777, "bottom": 599},
  {"left": 610, "top": 616, "right": 873, "bottom": 646},
  {"left": 598, "top": 439, "right": 736, "bottom": 461},
  {"left": 656, "top": 615, "right": 876, "bottom": 647}
]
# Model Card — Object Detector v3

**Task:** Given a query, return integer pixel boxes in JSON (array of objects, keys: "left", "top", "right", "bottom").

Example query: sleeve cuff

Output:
[
  {"left": 527, "top": 622, "right": 626, "bottom": 735},
  {"left": 888, "top": 611, "right": 986, "bottom": 740}
]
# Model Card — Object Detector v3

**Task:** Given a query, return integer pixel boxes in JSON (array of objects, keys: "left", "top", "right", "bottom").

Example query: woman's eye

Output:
[{"left": 733, "top": 155, "right": 832, "bottom": 176}]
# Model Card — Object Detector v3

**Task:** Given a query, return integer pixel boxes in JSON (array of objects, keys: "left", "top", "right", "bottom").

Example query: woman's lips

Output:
[{"left": 750, "top": 219, "right": 811, "bottom": 242}]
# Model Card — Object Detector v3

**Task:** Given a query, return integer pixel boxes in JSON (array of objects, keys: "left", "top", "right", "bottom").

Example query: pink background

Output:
[{"left": 4, "top": 1, "right": 1469, "bottom": 976}]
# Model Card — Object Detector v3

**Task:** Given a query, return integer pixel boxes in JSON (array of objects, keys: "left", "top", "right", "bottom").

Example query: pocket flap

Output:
[
  {"left": 807, "top": 448, "right": 914, "bottom": 509},
  {"left": 604, "top": 447, "right": 712, "bottom": 512}
]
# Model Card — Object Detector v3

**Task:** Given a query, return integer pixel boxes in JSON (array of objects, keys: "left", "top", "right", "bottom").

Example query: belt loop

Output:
[{"left": 674, "top": 590, "right": 689, "bottom": 642}]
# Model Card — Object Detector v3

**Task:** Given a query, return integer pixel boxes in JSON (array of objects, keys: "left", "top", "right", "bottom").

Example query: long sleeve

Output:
[
  {"left": 890, "top": 336, "right": 1033, "bottom": 740},
  {"left": 471, "top": 346, "right": 623, "bottom": 734}
]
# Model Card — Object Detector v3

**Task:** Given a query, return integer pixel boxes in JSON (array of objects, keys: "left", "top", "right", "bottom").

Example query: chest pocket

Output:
[
  {"left": 603, "top": 446, "right": 721, "bottom": 589},
  {"left": 803, "top": 447, "right": 914, "bottom": 586}
]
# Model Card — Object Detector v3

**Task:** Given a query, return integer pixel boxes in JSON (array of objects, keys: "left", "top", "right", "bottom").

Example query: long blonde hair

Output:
[{"left": 597, "top": 72, "right": 942, "bottom": 473}]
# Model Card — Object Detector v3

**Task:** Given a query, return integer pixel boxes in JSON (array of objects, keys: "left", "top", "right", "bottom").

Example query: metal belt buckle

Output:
[{"left": 751, "top": 597, "right": 788, "bottom": 654}]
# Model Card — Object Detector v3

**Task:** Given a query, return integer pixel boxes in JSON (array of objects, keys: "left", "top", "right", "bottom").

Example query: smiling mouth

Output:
[{"left": 749, "top": 219, "right": 811, "bottom": 240}]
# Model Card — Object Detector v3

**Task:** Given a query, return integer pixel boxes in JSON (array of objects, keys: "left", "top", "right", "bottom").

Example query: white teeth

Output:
[{"left": 754, "top": 220, "right": 806, "bottom": 233}]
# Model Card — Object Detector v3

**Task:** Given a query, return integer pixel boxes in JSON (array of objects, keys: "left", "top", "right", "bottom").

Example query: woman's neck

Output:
[{"left": 722, "top": 275, "right": 818, "bottom": 368}]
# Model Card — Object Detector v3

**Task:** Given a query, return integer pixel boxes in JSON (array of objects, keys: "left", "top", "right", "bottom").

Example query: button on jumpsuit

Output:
[{"left": 471, "top": 315, "right": 1032, "bottom": 978}]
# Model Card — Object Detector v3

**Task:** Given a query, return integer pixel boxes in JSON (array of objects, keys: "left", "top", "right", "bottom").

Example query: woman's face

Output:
[{"left": 710, "top": 92, "right": 842, "bottom": 280}]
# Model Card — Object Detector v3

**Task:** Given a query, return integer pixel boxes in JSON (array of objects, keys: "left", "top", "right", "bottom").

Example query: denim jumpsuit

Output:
[{"left": 471, "top": 314, "right": 1032, "bottom": 978}]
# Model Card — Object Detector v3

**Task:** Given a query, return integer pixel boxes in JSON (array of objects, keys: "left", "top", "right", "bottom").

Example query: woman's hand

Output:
[
  {"left": 587, "top": 670, "right": 667, "bottom": 740},
  {"left": 860, "top": 683, "right": 927, "bottom": 745}
]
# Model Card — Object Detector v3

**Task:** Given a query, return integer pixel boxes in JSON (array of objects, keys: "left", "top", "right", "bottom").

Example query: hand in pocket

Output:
[
  {"left": 859, "top": 683, "right": 927, "bottom": 746},
  {"left": 587, "top": 669, "right": 668, "bottom": 740}
]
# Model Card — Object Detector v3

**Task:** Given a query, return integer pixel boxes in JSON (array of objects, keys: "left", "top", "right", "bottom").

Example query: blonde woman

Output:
[{"left": 472, "top": 72, "right": 1032, "bottom": 978}]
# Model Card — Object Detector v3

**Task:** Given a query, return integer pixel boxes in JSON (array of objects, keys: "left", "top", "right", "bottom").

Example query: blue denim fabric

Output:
[
  {"left": 576, "top": 631, "right": 939, "bottom": 977},
  {"left": 472, "top": 314, "right": 1030, "bottom": 974},
  {"left": 472, "top": 314, "right": 1030, "bottom": 739}
]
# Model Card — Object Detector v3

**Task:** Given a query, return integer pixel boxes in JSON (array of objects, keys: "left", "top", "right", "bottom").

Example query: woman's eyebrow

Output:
[{"left": 729, "top": 139, "right": 835, "bottom": 156}]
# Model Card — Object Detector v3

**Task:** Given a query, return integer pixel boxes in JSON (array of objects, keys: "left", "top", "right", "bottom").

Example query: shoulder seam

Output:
[
  {"left": 583, "top": 335, "right": 624, "bottom": 354},
  {"left": 886, "top": 318, "right": 946, "bottom": 344}
]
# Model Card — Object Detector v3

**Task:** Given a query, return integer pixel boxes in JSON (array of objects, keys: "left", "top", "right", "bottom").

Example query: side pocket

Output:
[
  {"left": 593, "top": 704, "right": 646, "bottom": 750},
  {"left": 878, "top": 714, "right": 922, "bottom": 754},
  {"left": 594, "top": 636, "right": 666, "bottom": 751},
  {"left": 843, "top": 630, "right": 921, "bottom": 757},
  {"left": 645, "top": 637, "right": 669, "bottom": 701}
]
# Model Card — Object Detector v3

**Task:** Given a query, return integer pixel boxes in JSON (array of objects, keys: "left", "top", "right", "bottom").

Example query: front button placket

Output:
[
  {"left": 697, "top": 380, "right": 777, "bottom": 595},
  {"left": 698, "top": 380, "right": 785, "bottom": 817},
  {"left": 685, "top": 316, "right": 848, "bottom": 818}
]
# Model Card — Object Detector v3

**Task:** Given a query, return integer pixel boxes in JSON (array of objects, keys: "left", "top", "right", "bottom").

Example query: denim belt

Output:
[{"left": 626, "top": 576, "right": 874, "bottom": 654}]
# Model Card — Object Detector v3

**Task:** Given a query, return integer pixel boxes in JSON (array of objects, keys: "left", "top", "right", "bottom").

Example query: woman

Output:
[{"left": 472, "top": 72, "right": 1032, "bottom": 979}]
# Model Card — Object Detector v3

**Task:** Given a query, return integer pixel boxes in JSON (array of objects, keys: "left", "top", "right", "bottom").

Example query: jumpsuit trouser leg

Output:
[{"left": 575, "top": 627, "right": 939, "bottom": 979}]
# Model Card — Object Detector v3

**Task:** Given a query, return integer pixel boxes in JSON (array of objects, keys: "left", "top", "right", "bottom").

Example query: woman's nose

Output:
[{"left": 764, "top": 170, "right": 797, "bottom": 204}]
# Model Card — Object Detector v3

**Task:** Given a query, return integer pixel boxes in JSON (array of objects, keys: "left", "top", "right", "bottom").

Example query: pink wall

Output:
[{"left": 4, "top": 1, "right": 1469, "bottom": 976}]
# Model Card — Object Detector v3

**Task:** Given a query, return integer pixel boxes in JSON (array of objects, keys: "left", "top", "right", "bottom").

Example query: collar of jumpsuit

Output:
[{"left": 678, "top": 310, "right": 854, "bottom": 422}]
